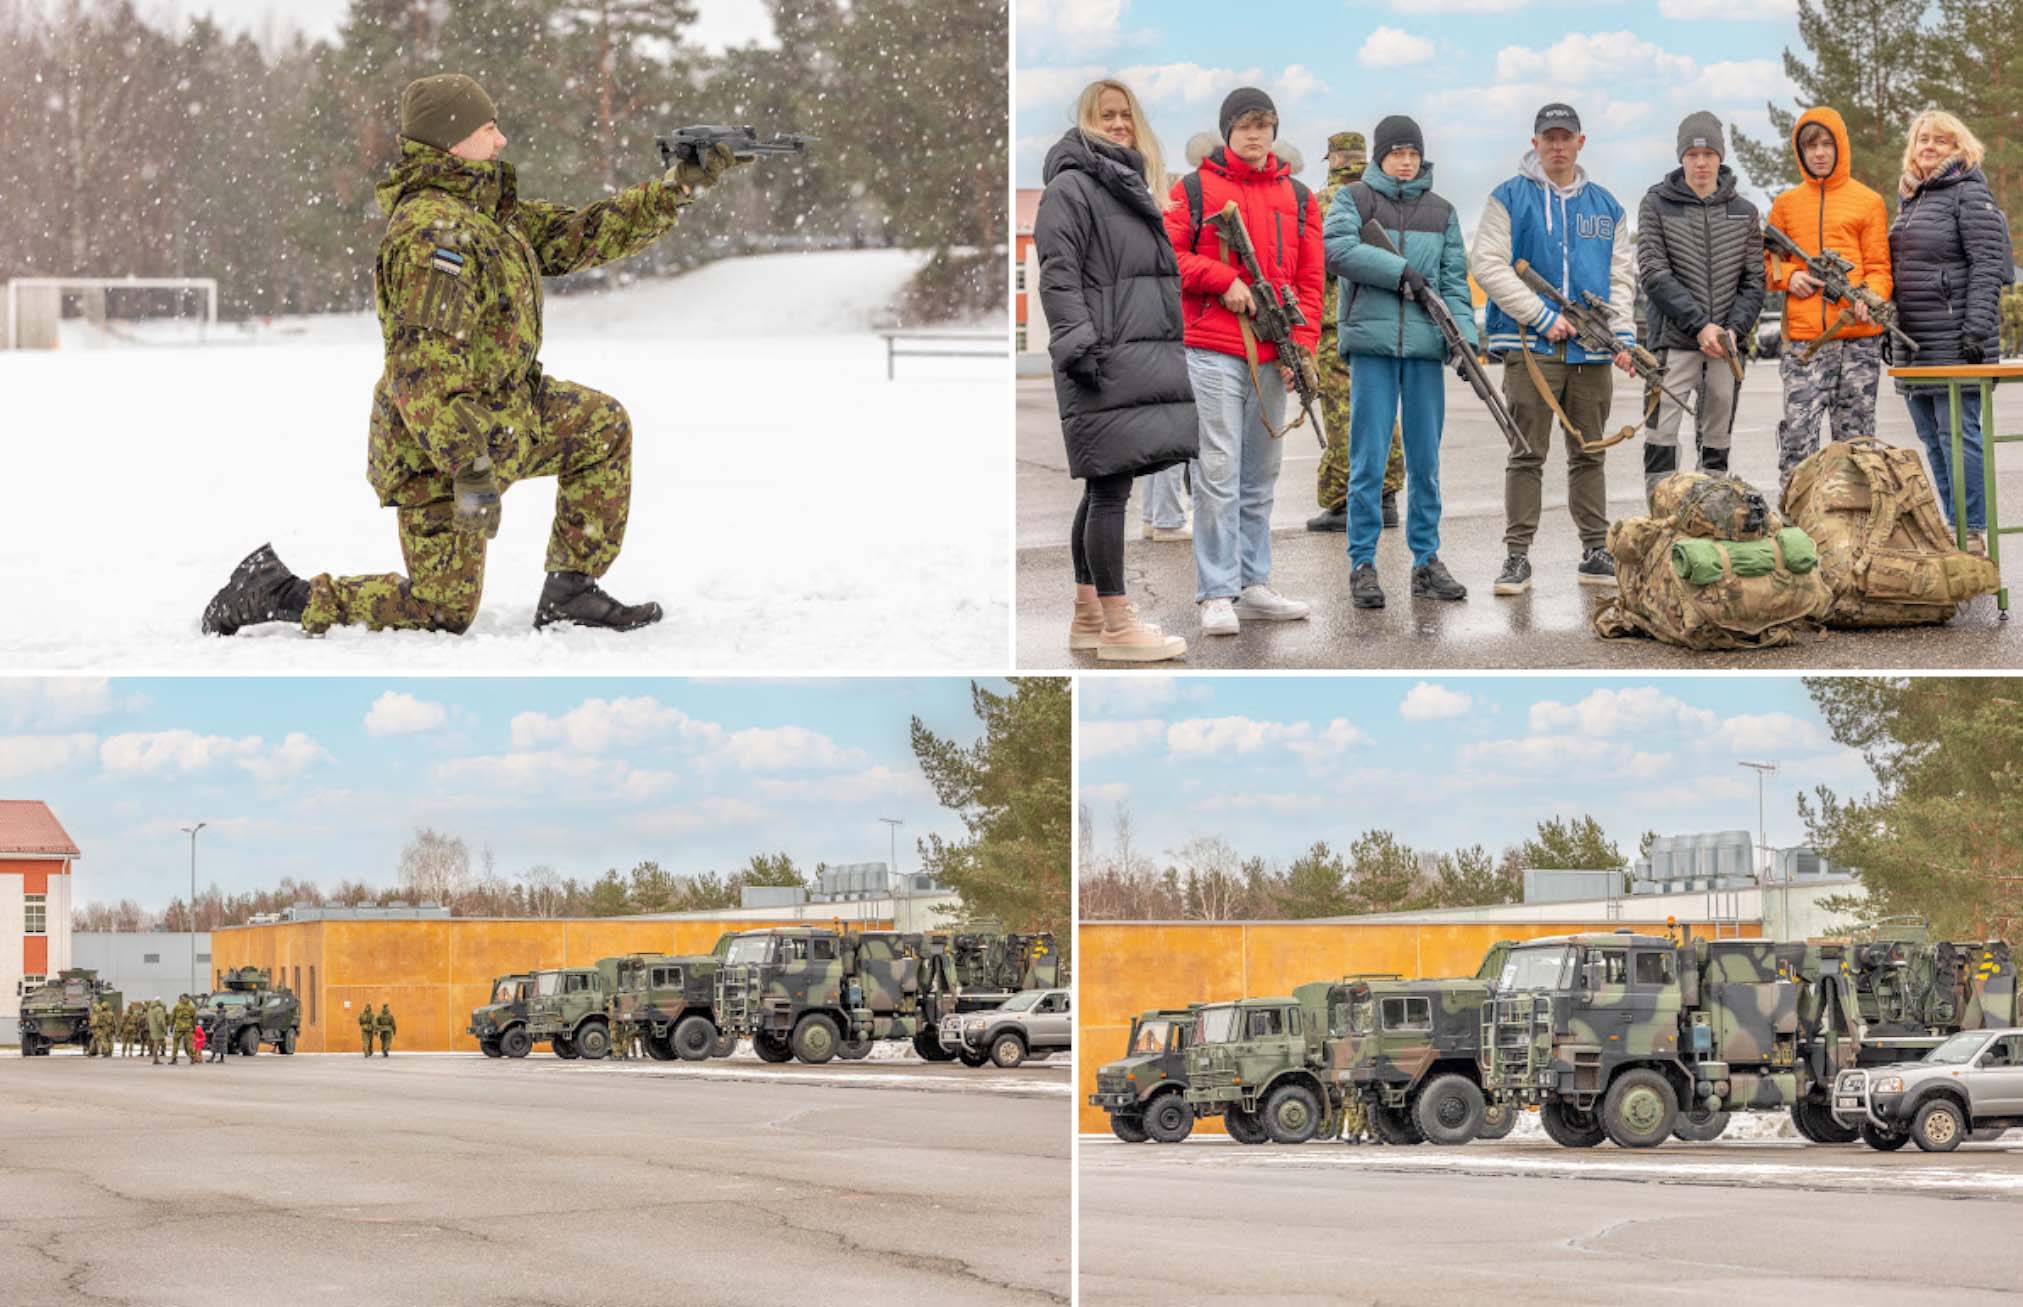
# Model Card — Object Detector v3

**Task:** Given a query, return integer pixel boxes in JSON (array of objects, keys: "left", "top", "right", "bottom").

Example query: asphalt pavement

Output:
[
  {"left": 0, "top": 1053, "right": 1071, "bottom": 1305},
  {"left": 1079, "top": 1134, "right": 2023, "bottom": 1304},
  {"left": 1017, "top": 368, "right": 2023, "bottom": 668}
]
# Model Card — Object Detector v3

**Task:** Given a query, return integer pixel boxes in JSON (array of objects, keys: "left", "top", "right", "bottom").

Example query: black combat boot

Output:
[
  {"left": 534, "top": 571, "right": 663, "bottom": 632},
  {"left": 1381, "top": 489, "right": 1400, "bottom": 529},
  {"left": 201, "top": 544, "right": 310, "bottom": 635},
  {"left": 1305, "top": 504, "right": 1348, "bottom": 533}
]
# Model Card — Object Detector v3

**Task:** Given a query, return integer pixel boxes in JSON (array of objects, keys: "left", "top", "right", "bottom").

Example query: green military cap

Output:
[
  {"left": 400, "top": 74, "right": 498, "bottom": 152},
  {"left": 1328, "top": 131, "right": 1366, "bottom": 155}
]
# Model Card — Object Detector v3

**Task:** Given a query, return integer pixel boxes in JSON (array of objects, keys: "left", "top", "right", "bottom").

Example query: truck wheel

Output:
[
  {"left": 1672, "top": 1108, "right": 1730, "bottom": 1143},
  {"left": 1143, "top": 1092, "right": 1194, "bottom": 1143},
  {"left": 500, "top": 1027, "right": 532, "bottom": 1059},
  {"left": 711, "top": 1032, "right": 736, "bottom": 1058},
  {"left": 913, "top": 1029, "right": 955, "bottom": 1062},
  {"left": 836, "top": 1038, "right": 872, "bottom": 1061},
  {"left": 1109, "top": 1113, "right": 1150, "bottom": 1144},
  {"left": 553, "top": 1037, "right": 580, "bottom": 1060},
  {"left": 989, "top": 1032, "right": 1027, "bottom": 1069},
  {"left": 753, "top": 1031, "right": 793, "bottom": 1064},
  {"left": 1796, "top": 1097, "right": 1860, "bottom": 1144},
  {"left": 671, "top": 1015, "right": 716, "bottom": 1062},
  {"left": 1263, "top": 1084, "right": 1322, "bottom": 1144},
  {"left": 1369, "top": 1105, "right": 1425, "bottom": 1146},
  {"left": 1477, "top": 1101, "right": 1517, "bottom": 1141},
  {"left": 1861, "top": 1122, "right": 1909, "bottom": 1151},
  {"left": 1911, "top": 1097, "right": 1967, "bottom": 1153},
  {"left": 643, "top": 1032, "right": 675, "bottom": 1061},
  {"left": 1601, "top": 1070, "right": 1678, "bottom": 1149},
  {"left": 279, "top": 1029, "right": 297, "bottom": 1056},
  {"left": 1414, "top": 1074, "right": 1486, "bottom": 1146},
  {"left": 238, "top": 1026, "right": 260, "bottom": 1057},
  {"left": 19, "top": 1035, "right": 38, "bottom": 1057},
  {"left": 1223, "top": 1106, "right": 1269, "bottom": 1145},
  {"left": 576, "top": 1023, "right": 610, "bottom": 1060},
  {"left": 1537, "top": 1099, "right": 1606, "bottom": 1148},
  {"left": 956, "top": 1048, "right": 990, "bottom": 1068},
  {"left": 791, "top": 1014, "right": 840, "bottom": 1064},
  {"left": 479, "top": 1039, "right": 502, "bottom": 1058}
]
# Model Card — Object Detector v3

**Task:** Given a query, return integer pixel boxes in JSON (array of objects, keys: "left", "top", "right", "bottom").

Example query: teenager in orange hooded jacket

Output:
[{"left": 1762, "top": 107, "right": 1893, "bottom": 493}]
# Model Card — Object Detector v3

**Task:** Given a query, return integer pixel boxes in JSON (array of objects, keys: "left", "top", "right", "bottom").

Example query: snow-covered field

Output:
[{"left": 1, "top": 250, "right": 1009, "bottom": 670}]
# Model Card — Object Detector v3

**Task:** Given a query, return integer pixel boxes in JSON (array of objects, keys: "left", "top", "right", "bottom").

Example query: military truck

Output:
[
  {"left": 1089, "top": 1006, "right": 1198, "bottom": 1143},
  {"left": 713, "top": 926, "right": 1061, "bottom": 1065},
  {"left": 1326, "top": 974, "right": 1518, "bottom": 1145},
  {"left": 468, "top": 973, "right": 536, "bottom": 1057},
  {"left": 609, "top": 952, "right": 735, "bottom": 1060},
  {"left": 523, "top": 963, "right": 619, "bottom": 1059},
  {"left": 18, "top": 969, "right": 121, "bottom": 1055},
  {"left": 198, "top": 966, "right": 300, "bottom": 1055}
]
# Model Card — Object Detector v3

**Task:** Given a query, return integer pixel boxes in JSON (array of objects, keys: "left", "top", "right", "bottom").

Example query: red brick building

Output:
[
  {"left": 1, "top": 800, "right": 79, "bottom": 1043},
  {"left": 1016, "top": 187, "right": 1043, "bottom": 355}
]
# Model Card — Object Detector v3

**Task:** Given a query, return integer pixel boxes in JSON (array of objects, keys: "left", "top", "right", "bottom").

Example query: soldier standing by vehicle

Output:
[
  {"left": 359, "top": 1004, "right": 376, "bottom": 1057},
  {"left": 1340, "top": 1091, "right": 1371, "bottom": 1145},
  {"left": 146, "top": 998, "right": 167, "bottom": 1065},
  {"left": 168, "top": 995, "right": 197, "bottom": 1066},
  {"left": 606, "top": 995, "right": 630, "bottom": 1060},
  {"left": 1308, "top": 129, "right": 1405, "bottom": 536},
  {"left": 376, "top": 1003, "right": 396, "bottom": 1057},
  {"left": 123, "top": 1002, "right": 142, "bottom": 1056},
  {"left": 200, "top": 72, "right": 753, "bottom": 639}
]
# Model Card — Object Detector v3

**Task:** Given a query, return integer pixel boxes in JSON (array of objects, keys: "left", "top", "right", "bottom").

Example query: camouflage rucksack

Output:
[
  {"left": 1781, "top": 438, "right": 2000, "bottom": 627},
  {"left": 1595, "top": 472, "right": 1833, "bottom": 650}
]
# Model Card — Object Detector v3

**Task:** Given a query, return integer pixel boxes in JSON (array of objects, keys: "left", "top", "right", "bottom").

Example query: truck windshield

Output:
[
  {"left": 1196, "top": 1006, "right": 1242, "bottom": 1044},
  {"left": 1131, "top": 1020, "right": 1173, "bottom": 1055},
  {"left": 724, "top": 937, "right": 775, "bottom": 966},
  {"left": 1924, "top": 1032, "right": 1990, "bottom": 1066},
  {"left": 1498, "top": 947, "right": 1575, "bottom": 992}
]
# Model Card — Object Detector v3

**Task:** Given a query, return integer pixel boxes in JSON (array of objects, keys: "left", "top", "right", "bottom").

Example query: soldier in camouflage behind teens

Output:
[
  {"left": 1307, "top": 130, "right": 1405, "bottom": 536},
  {"left": 200, "top": 73, "right": 752, "bottom": 638}
]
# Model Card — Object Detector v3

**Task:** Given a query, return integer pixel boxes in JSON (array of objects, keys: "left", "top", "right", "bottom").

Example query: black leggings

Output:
[{"left": 1070, "top": 472, "right": 1134, "bottom": 597}]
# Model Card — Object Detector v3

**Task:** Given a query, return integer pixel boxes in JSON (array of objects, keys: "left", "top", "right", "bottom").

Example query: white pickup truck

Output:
[
  {"left": 937, "top": 987, "right": 1073, "bottom": 1069},
  {"left": 1830, "top": 1028, "right": 2023, "bottom": 1152}
]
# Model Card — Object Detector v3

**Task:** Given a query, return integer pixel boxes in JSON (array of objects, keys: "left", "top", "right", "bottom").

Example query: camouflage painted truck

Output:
[
  {"left": 198, "top": 966, "right": 301, "bottom": 1055},
  {"left": 522, "top": 962, "right": 621, "bottom": 1059},
  {"left": 608, "top": 951, "right": 736, "bottom": 1060},
  {"left": 1089, "top": 1006, "right": 1199, "bottom": 1142},
  {"left": 467, "top": 973, "right": 536, "bottom": 1057},
  {"left": 18, "top": 969, "right": 122, "bottom": 1056},
  {"left": 712, "top": 926, "right": 1062, "bottom": 1065}
]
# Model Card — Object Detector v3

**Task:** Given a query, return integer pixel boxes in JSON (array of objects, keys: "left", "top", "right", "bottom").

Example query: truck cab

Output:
[
  {"left": 609, "top": 953, "right": 733, "bottom": 1061},
  {"left": 1183, "top": 996, "right": 1324, "bottom": 1145},
  {"left": 1090, "top": 1006, "right": 1198, "bottom": 1143},
  {"left": 1322, "top": 975, "right": 1511, "bottom": 1145},
  {"left": 524, "top": 966, "right": 613, "bottom": 1060},
  {"left": 468, "top": 973, "right": 535, "bottom": 1058}
]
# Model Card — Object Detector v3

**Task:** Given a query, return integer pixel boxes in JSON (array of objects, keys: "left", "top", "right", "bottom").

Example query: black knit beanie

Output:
[
  {"left": 1218, "top": 87, "right": 1277, "bottom": 144},
  {"left": 1372, "top": 115, "right": 1424, "bottom": 167}
]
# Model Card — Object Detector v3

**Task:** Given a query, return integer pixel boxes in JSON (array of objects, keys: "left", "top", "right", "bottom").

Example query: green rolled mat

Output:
[{"left": 1670, "top": 528, "right": 1819, "bottom": 584}]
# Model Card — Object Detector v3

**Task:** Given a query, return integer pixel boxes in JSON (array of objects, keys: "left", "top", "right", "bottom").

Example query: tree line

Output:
[{"left": 0, "top": 0, "right": 1005, "bottom": 322}]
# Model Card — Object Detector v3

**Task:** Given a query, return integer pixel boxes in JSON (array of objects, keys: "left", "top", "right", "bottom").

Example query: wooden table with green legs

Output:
[{"left": 1887, "top": 362, "right": 2017, "bottom": 616}]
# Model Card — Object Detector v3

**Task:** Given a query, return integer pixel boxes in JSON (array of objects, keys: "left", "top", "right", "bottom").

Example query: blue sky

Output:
[
  {"left": 1078, "top": 675, "right": 1874, "bottom": 868},
  {"left": 1017, "top": 0, "right": 1808, "bottom": 231},
  {"left": 0, "top": 678, "right": 998, "bottom": 910}
]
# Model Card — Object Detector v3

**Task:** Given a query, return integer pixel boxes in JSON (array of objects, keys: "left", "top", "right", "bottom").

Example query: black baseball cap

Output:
[{"left": 1534, "top": 103, "right": 1581, "bottom": 136}]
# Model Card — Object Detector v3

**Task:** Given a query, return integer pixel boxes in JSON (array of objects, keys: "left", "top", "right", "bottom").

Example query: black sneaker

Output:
[
  {"left": 1411, "top": 556, "right": 1466, "bottom": 601},
  {"left": 1350, "top": 563, "right": 1385, "bottom": 609},
  {"left": 201, "top": 543, "right": 309, "bottom": 635},
  {"left": 1577, "top": 546, "right": 1618, "bottom": 587},
  {"left": 534, "top": 572, "right": 664, "bottom": 631},
  {"left": 1492, "top": 554, "right": 1532, "bottom": 596},
  {"left": 1306, "top": 504, "right": 1348, "bottom": 533},
  {"left": 1381, "top": 489, "right": 1400, "bottom": 529}
]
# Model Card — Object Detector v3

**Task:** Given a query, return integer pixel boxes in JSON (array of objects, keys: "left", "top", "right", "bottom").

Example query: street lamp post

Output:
[
  {"left": 878, "top": 817, "right": 903, "bottom": 927},
  {"left": 1736, "top": 762, "right": 1779, "bottom": 934},
  {"left": 180, "top": 822, "right": 206, "bottom": 996}
]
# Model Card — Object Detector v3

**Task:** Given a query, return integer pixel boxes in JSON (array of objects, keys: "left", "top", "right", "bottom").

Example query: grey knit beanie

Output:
[{"left": 1677, "top": 110, "right": 1724, "bottom": 161}]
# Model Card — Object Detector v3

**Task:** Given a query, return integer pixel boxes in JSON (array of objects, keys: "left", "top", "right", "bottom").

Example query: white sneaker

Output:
[
  {"left": 1199, "top": 597, "right": 1239, "bottom": 636},
  {"left": 1141, "top": 523, "right": 1192, "bottom": 542},
  {"left": 1232, "top": 584, "right": 1310, "bottom": 622}
]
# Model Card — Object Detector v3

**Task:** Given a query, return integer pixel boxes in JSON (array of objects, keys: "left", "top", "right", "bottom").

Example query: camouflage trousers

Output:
[
  {"left": 361, "top": 1031, "right": 374, "bottom": 1055},
  {"left": 1316, "top": 356, "right": 1404, "bottom": 510},
  {"left": 1339, "top": 1092, "right": 1370, "bottom": 1142},
  {"left": 170, "top": 1033, "right": 193, "bottom": 1063},
  {"left": 378, "top": 1032, "right": 394, "bottom": 1056},
  {"left": 1776, "top": 334, "right": 1882, "bottom": 493},
  {"left": 303, "top": 377, "right": 634, "bottom": 634}
]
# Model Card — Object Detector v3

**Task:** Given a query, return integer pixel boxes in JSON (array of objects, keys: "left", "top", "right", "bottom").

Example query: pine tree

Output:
[
  {"left": 1279, "top": 841, "right": 1352, "bottom": 919},
  {"left": 1511, "top": 815, "right": 1624, "bottom": 872}
]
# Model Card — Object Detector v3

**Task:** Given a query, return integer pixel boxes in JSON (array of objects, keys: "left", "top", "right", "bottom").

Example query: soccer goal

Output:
[{"left": 2, "top": 277, "right": 218, "bottom": 349}]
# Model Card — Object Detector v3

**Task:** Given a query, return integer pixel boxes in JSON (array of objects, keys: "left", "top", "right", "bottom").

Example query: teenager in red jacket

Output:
[{"left": 1164, "top": 88, "right": 1323, "bottom": 638}]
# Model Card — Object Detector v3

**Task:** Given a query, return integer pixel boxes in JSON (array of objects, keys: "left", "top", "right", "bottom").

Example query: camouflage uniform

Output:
[
  {"left": 1316, "top": 131, "right": 1404, "bottom": 514},
  {"left": 607, "top": 998, "right": 631, "bottom": 1060},
  {"left": 299, "top": 140, "right": 694, "bottom": 635},
  {"left": 376, "top": 1004, "right": 396, "bottom": 1056},
  {"left": 123, "top": 1003, "right": 142, "bottom": 1056},
  {"left": 1339, "top": 1091, "right": 1371, "bottom": 1144},
  {"left": 1775, "top": 334, "right": 1883, "bottom": 493},
  {"left": 360, "top": 1006, "right": 376, "bottom": 1056},
  {"left": 146, "top": 1000, "right": 167, "bottom": 1064},
  {"left": 169, "top": 997, "right": 197, "bottom": 1065}
]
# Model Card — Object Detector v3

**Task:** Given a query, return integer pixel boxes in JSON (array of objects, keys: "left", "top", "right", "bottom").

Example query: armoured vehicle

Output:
[
  {"left": 523, "top": 963, "right": 619, "bottom": 1059},
  {"left": 1089, "top": 1006, "right": 1198, "bottom": 1143},
  {"left": 18, "top": 969, "right": 122, "bottom": 1055},
  {"left": 467, "top": 973, "right": 536, "bottom": 1058},
  {"left": 936, "top": 986, "right": 1072, "bottom": 1068},
  {"left": 197, "top": 966, "right": 300, "bottom": 1055},
  {"left": 713, "top": 926, "right": 1060, "bottom": 1065},
  {"left": 609, "top": 952, "right": 735, "bottom": 1060},
  {"left": 1830, "top": 1028, "right": 2023, "bottom": 1152}
]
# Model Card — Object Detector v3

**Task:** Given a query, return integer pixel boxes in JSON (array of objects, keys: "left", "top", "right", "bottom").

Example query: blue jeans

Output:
[
  {"left": 1137, "top": 464, "right": 1190, "bottom": 528},
  {"left": 1347, "top": 354, "right": 1445, "bottom": 567},
  {"left": 1903, "top": 388, "right": 1986, "bottom": 532},
  {"left": 1186, "top": 348, "right": 1286, "bottom": 601}
]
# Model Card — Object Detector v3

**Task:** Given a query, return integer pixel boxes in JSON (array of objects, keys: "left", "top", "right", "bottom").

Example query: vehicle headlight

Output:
[
  {"left": 965, "top": 1019, "right": 985, "bottom": 1033},
  {"left": 1874, "top": 1076, "right": 1903, "bottom": 1094}
]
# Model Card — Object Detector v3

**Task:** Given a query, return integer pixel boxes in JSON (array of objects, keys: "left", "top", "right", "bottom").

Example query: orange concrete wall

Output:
[
  {"left": 1075, "top": 919, "right": 1763, "bottom": 1133},
  {"left": 214, "top": 917, "right": 891, "bottom": 1052}
]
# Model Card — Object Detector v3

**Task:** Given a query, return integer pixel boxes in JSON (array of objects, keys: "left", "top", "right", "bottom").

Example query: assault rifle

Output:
[
  {"left": 1359, "top": 220, "right": 1524, "bottom": 452},
  {"left": 655, "top": 125, "right": 814, "bottom": 171},
  {"left": 1203, "top": 200, "right": 1324, "bottom": 445},
  {"left": 1512, "top": 259, "right": 1700, "bottom": 450},
  {"left": 1763, "top": 223, "right": 1918, "bottom": 357}
]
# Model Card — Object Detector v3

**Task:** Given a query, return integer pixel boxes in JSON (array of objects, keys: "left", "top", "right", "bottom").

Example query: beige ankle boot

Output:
[
  {"left": 1070, "top": 598, "right": 1104, "bottom": 651},
  {"left": 1097, "top": 601, "right": 1185, "bottom": 662}
]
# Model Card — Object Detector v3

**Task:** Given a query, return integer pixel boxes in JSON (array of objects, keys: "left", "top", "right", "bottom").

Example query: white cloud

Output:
[
  {"left": 1675, "top": 59, "right": 1795, "bottom": 107},
  {"left": 1358, "top": 26, "right": 1435, "bottom": 69},
  {"left": 1709, "top": 712, "right": 1831, "bottom": 756},
  {"left": 1015, "top": 63, "right": 1106, "bottom": 111},
  {"left": 1275, "top": 64, "right": 1329, "bottom": 100},
  {"left": 1081, "top": 718, "right": 1166, "bottom": 760},
  {"left": 716, "top": 725, "right": 865, "bottom": 773},
  {"left": 138, "top": 815, "right": 277, "bottom": 838},
  {"left": 617, "top": 769, "right": 680, "bottom": 801},
  {"left": 0, "top": 733, "right": 99, "bottom": 780},
  {"left": 1079, "top": 677, "right": 1208, "bottom": 717},
  {"left": 508, "top": 697, "right": 723, "bottom": 753},
  {"left": 753, "top": 764, "right": 931, "bottom": 804},
  {"left": 1461, "top": 735, "right": 1608, "bottom": 772},
  {"left": 1117, "top": 61, "right": 1265, "bottom": 106},
  {"left": 0, "top": 680, "right": 126, "bottom": 729},
  {"left": 1400, "top": 683, "right": 1472, "bottom": 722},
  {"left": 431, "top": 751, "right": 616, "bottom": 793},
  {"left": 1528, "top": 688, "right": 1718, "bottom": 738},
  {"left": 1082, "top": 781, "right": 1132, "bottom": 806},
  {"left": 363, "top": 691, "right": 446, "bottom": 737},
  {"left": 100, "top": 730, "right": 261, "bottom": 777},
  {"left": 1389, "top": 0, "right": 1530, "bottom": 11},
  {"left": 1658, "top": 0, "right": 1794, "bottom": 18},
  {"left": 1286, "top": 718, "right": 1372, "bottom": 764},
  {"left": 1017, "top": 0, "right": 1130, "bottom": 51},
  {"left": 1494, "top": 32, "right": 1696, "bottom": 85},
  {"left": 238, "top": 733, "right": 332, "bottom": 789},
  {"left": 1166, "top": 716, "right": 1308, "bottom": 757},
  {"left": 1196, "top": 792, "right": 1331, "bottom": 816},
  {"left": 627, "top": 797, "right": 766, "bottom": 836},
  {"left": 1626, "top": 751, "right": 1674, "bottom": 781}
]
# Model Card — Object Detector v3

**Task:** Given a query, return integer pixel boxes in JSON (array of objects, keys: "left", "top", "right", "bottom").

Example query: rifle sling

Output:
[{"left": 1515, "top": 325, "right": 1656, "bottom": 453}]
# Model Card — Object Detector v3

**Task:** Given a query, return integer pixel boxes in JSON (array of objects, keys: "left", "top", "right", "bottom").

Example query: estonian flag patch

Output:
[{"left": 431, "top": 246, "right": 466, "bottom": 276}]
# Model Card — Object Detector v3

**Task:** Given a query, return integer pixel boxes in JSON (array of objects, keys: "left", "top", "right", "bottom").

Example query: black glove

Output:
[
  {"left": 452, "top": 456, "right": 502, "bottom": 539},
  {"left": 1399, "top": 265, "right": 1430, "bottom": 299},
  {"left": 667, "top": 141, "right": 750, "bottom": 191},
  {"left": 1066, "top": 346, "right": 1104, "bottom": 386},
  {"left": 1962, "top": 338, "right": 1987, "bottom": 364}
]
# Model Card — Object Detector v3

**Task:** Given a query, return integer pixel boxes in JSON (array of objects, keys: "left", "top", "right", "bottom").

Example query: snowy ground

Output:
[{"left": 1, "top": 250, "right": 1010, "bottom": 670}]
